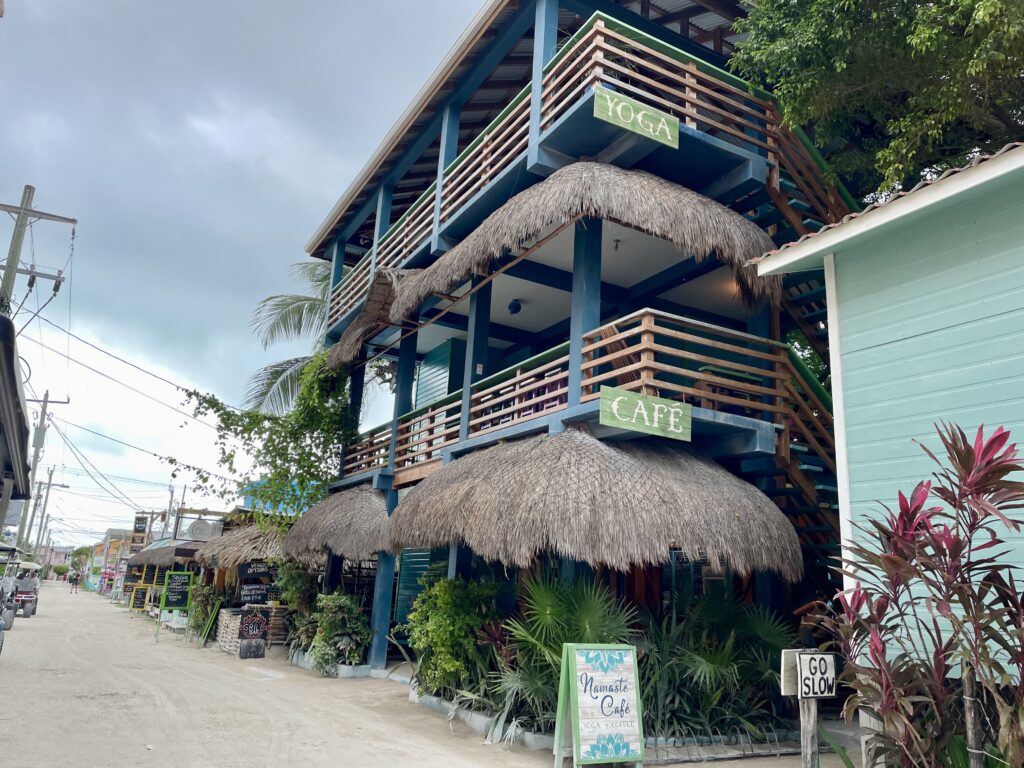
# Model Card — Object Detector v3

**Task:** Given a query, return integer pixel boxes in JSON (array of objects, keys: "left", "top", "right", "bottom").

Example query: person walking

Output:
[{"left": 69, "top": 571, "right": 79, "bottom": 594}]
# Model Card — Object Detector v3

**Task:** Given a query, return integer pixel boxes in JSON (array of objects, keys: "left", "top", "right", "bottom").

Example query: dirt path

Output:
[{"left": 0, "top": 582, "right": 545, "bottom": 768}]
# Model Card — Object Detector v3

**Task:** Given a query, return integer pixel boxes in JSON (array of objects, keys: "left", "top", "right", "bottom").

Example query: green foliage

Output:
[
  {"left": 187, "top": 583, "right": 220, "bottom": 634},
  {"left": 273, "top": 559, "right": 318, "bottom": 615},
  {"left": 183, "top": 349, "right": 357, "bottom": 518},
  {"left": 637, "top": 594, "right": 795, "bottom": 738},
  {"left": 401, "top": 577, "right": 499, "bottom": 696},
  {"left": 52, "top": 565, "right": 69, "bottom": 577},
  {"left": 308, "top": 590, "right": 372, "bottom": 674},
  {"left": 70, "top": 546, "right": 92, "bottom": 570},
  {"left": 494, "top": 574, "right": 637, "bottom": 733},
  {"left": 288, "top": 612, "right": 319, "bottom": 657},
  {"left": 733, "top": 0, "right": 1024, "bottom": 193}
]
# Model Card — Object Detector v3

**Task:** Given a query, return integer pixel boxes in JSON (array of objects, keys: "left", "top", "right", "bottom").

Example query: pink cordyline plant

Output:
[{"left": 816, "top": 424, "right": 1024, "bottom": 768}]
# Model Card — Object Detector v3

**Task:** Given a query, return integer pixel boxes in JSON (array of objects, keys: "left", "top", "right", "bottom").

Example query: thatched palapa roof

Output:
[
  {"left": 391, "top": 162, "right": 779, "bottom": 322},
  {"left": 389, "top": 426, "right": 802, "bottom": 581},
  {"left": 284, "top": 484, "right": 389, "bottom": 562},
  {"left": 193, "top": 524, "right": 284, "bottom": 569},
  {"left": 327, "top": 268, "right": 420, "bottom": 370},
  {"left": 127, "top": 539, "right": 198, "bottom": 568}
]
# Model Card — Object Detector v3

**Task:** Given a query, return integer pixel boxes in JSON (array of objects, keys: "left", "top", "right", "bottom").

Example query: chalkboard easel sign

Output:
[
  {"left": 553, "top": 644, "right": 645, "bottom": 766},
  {"left": 129, "top": 586, "right": 149, "bottom": 612},
  {"left": 161, "top": 571, "right": 192, "bottom": 612},
  {"left": 238, "top": 607, "right": 270, "bottom": 659},
  {"left": 142, "top": 564, "right": 157, "bottom": 585}
]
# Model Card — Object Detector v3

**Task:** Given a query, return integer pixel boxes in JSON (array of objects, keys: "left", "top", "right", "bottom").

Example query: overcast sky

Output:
[{"left": 0, "top": 0, "right": 485, "bottom": 546}]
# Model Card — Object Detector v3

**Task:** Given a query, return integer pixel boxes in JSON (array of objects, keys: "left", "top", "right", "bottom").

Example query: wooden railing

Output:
[
  {"left": 466, "top": 343, "right": 570, "bottom": 438},
  {"left": 580, "top": 309, "right": 836, "bottom": 473},
  {"left": 342, "top": 423, "right": 392, "bottom": 476},
  {"left": 438, "top": 86, "right": 531, "bottom": 224},
  {"left": 342, "top": 308, "right": 836, "bottom": 481},
  {"left": 393, "top": 391, "right": 462, "bottom": 469},
  {"left": 326, "top": 11, "right": 851, "bottom": 330}
]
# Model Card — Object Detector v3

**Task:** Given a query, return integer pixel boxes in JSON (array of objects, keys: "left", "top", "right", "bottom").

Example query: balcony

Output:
[
  {"left": 326, "top": 12, "right": 851, "bottom": 330},
  {"left": 341, "top": 308, "right": 835, "bottom": 487}
]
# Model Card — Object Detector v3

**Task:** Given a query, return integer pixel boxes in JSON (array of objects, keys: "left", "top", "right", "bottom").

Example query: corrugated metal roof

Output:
[{"left": 763, "top": 143, "right": 1024, "bottom": 258}]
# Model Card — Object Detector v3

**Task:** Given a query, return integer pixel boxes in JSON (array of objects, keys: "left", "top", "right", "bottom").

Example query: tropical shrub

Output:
[
  {"left": 187, "top": 583, "right": 221, "bottom": 635},
  {"left": 274, "top": 559, "right": 318, "bottom": 614},
  {"left": 491, "top": 574, "right": 637, "bottom": 734},
  {"left": 53, "top": 565, "right": 69, "bottom": 577},
  {"left": 287, "top": 612, "right": 319, "bottom": 657},
  {"left": 402, "top": 577, "right": 498, "bottom": 696},
  {"left": 308, "top": 590, "right": 372, "bottom": 674},
  {"left": 637, "top": 594, "right": 794, "bottom": 738},
  {"left": 818, "top": 424, "right": 1024, "bottom": 767}
]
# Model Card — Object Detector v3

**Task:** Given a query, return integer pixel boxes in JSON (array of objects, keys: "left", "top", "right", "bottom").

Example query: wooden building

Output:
[{"left": 304, "top": 0, "right": 854, "bottom": 668}]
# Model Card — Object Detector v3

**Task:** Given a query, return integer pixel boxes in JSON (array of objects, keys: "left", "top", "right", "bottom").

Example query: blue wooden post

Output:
[
  {"left": 527, "top": 0, "right": 559, "bottom": 174},
  {"left": 330, "top": 238, "right": 346, "bottom": 288},
  {"left": 368, "top": 332, "right": 418, "bottom": 669},
  {"left": 432, "top": 101, "right": 461, "bottom": 254},
  {"left": 567, "top": 218, "right": 602, "bottom": 407},
  {"left": 458, "top": 277, "right": 492, "bottom": 440},
  {"left": 371, "top": 184, "right": 394, "bottom": 277}
]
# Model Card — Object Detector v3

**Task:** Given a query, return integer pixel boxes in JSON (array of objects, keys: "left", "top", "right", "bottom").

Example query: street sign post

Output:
[{"left": 782, "top": 650, "right": 837, "bottom": 768}]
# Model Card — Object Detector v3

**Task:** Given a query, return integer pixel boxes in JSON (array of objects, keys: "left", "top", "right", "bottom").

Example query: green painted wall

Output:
[
  {"left": 414, "top": 339, "right": 466, "bottom": 409},
  {"left": 834, "top": 170, "right": 1024, "bottom": 566}
]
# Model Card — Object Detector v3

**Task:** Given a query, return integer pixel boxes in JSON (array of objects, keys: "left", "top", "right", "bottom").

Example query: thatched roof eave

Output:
[
  {"left": 389, "top": 426, "right": 802, "bottom": 581},
  {"left": 284, "top": 484, "right": 389, "bottom": 562},
  {"left": 328, "top": 268, "right": 421, "bottom": 370},
  {"left": 193, "top": 525, "right": 284, "bottom": 570},
  {"left": 390, "top": 162, "right": 780, "bottom": 323}
]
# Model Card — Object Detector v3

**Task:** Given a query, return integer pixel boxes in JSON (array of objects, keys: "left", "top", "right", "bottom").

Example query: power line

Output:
[
  {"left": 53, "top": 417, "right": 237, "bottom": 484},
  {"left": 47, "top": 418, "right": 146, "bottom": 513},
  {"left": 19, "top": 335, "right": 217, "bottom": 429}
]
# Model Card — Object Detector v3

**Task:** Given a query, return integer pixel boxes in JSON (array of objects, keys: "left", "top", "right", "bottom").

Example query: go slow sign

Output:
[
  {"left": 593, "top": 85, "right": 679, "bottom": 149},
  {"left": 599, "top": 386, "right": 692, "bottom": 442},
  {"left": 798, "top": 652, "right": 837, "bottom": 699}
]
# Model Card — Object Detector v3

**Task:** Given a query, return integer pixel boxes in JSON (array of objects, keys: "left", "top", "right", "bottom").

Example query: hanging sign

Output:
[
  {"left": 238, "top": 562, "right": 276, "bottom": 580},
  {"left": 553, "top": 644, "right": 644, "bottom": 766},
  {"left": 129, "top": 586, "right": 149, "bottom": 612},
  {"left": 160, "top": 571, "right": 192, "bottom": 612},
  {"left": 593, "top": 85, "right": 679, "bottom": 149},
  {"left": 134, "top": 515, "right": 148, "bottom": 533},
  {"left": 798, "top": 652, "right": 837, "bottom": 699},
  {"left": 599, "top": 386, "right": 692, "bottom": 441}
]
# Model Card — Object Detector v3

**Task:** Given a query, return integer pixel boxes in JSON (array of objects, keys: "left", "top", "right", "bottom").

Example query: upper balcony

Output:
[
  {"left": 340, "top": 307, "right": 836, "bottom": 490},
  {"left": 326, "top": 11, "right": 853, "bottom": 332}
]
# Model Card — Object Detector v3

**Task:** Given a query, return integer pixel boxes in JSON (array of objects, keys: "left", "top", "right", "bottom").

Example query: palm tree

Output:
[{"left": 245, "top": 261, "right": 331, "bottom": 414}]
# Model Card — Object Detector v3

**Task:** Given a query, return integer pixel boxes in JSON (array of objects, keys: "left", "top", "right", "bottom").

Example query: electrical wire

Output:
[
  {"left": 19, "top": 335, "right": 217, "bottom": 429},
  {"left": 16, "top": 291, "right": 58, "bottom": 336},
  {"left": 47, "top": 417, "right": 146, "bottom": 512}
]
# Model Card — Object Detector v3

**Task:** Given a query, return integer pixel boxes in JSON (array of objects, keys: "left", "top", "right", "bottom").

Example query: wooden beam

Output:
[{"left": 688, "top": 0, "right": 742, "bottom": 21}]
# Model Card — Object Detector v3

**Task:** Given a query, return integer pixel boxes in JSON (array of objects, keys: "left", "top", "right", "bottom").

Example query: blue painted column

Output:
[
  {"left": 527, "top": 0, "right": 560, "bottom": 174},
  {"left": 330, "top": 238, "right": 346, "bottom": 288},
  {"left": 432, "top": 101, "right": 461, "bottom": 255},
  {"left": 370, "top": 184, "right": 394, "bottom": 277},
  {"left": 458, "top": 277, "right": 492, "bottom": 440},
  {"left": 567, "top": 218, "right": 603, "bottom": 407},
  {"left": 368, "top": 332, "right": 418, "bottom": 669}
]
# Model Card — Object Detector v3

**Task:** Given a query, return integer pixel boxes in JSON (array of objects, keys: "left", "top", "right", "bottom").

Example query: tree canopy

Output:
[{"left": 733, "top": 0, "right": 1024, "bottom": 194}]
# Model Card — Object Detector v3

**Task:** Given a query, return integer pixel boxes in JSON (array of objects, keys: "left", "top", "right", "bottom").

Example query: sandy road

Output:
[{"left": 0, "top": 582, "right": 546, "bottom": 768}]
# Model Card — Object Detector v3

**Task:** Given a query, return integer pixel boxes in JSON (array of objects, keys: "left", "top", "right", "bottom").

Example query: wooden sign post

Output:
[
  {"left": 553, "top": 643, "right": 644, "bottom": 767},
  {"left": 782, "top": 650, "right": 837, "bottom": 768}
]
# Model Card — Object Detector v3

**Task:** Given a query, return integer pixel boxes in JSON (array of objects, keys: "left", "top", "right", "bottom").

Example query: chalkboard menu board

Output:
[
  {"left": 239, "top": 583, "right": 269, "bottom": 605},
  {"left": 130, "top": 586, "right": 149, "bottom": 611},
  {"left": 161, "top": 572, "right": 192, "bottom": 611},
  {"left": 238, "top": 562, "right": 277, "bottom": 580},
  {"left": 155, "top": 566, "right": 170, "bottom": 588},
  {"left": 143, "top": 564, "right": 157, "bottom": 585},
  {"left": 238, "top": 606, "right": 270, "bottom": 659}
]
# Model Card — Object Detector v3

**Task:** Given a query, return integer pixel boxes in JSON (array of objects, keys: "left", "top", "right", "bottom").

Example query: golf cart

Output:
[{"left": 10, "top": 561, "right": 40, "bottom": 618}]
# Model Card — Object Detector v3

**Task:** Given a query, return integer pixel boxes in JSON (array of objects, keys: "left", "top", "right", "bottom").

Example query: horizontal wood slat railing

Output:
[
  {"left": 329, "top": 254, "right": 373, "bottom": 327},
  {"left": 375, "top": 182, "right": 436, "bottom": 274},
  {"left": 341, "top": 308, "right": 836, "bottom": 482},
  {"left": 342, "top": 423, "right": 392, "bottom": 476}
]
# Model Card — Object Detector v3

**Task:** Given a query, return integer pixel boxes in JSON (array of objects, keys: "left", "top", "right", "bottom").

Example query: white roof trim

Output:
[
  {"left": 757, "top": 147, "right": 1024, "bottom": 276},
  {"left": 304, "top": 0, "right": 510, "bottom": 255}
]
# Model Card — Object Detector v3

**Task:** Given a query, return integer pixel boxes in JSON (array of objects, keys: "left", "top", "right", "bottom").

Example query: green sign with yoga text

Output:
[
  {"left": 593, "top": 85, "right": 679, "bottom": 149},
  {"left": 599, "top": 386, "right": 692, "bottom": 441},
  {"left": 553, "top": 643, "right": 645, "bottom": 767}
]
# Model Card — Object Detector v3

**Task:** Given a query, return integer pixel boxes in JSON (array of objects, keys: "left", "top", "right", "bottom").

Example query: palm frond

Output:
[
  {"left": 251, "top": 293, "right": 328, "bottom": 350},
  {"left": 243, "top": 356, "right": 311, "bottom": 414}
]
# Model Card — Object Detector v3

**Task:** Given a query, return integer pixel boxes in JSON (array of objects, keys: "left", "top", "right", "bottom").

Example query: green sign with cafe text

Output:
[
  {"left": 599, "top": 386, "right": 692, "bottom": 441},
  {"left": 593, "top": 85, "right": 679, "bottom": 149}
]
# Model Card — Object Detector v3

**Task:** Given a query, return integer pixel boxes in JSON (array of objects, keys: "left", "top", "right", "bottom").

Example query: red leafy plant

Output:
[{"left": 817, "top": 424, "right": 1024, "bottom": 767}]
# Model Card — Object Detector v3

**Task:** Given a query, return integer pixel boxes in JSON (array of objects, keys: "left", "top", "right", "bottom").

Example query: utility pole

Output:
[
  {"left": 33, "top": 508, "right": 49, "bottom": 553},
  {"left": 18, "top": 481, "right": 42, "bottom": 551},
  {"left": 24, "top": 466, "right": 61, "bottom": 554},
  {"left": 17, "top": 390, "right": 49, "bottom": 548},
  {"left": 2, "top": 185, "right": 34, "bottom": 315}
]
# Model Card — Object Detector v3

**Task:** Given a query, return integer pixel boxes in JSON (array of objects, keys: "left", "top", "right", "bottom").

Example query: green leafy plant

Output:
[
  {"left": 308, "top": 590, "right": 372, "bottom": 675},
  {"left": 274, "top": 559, "right": 318, "bottom": 615},
  {"left": 187, "top": 583, "right": 220, "bottom": 635},
  {"left": 288, "top": 612, "right": 319, "bottom": 658},
  {"left": 401, "top": 577, "right": 499, "bottom": 696},
  {"left": 52, "top": 565, "right": 69, "bottom": 577},
  {"left": 492, "top": 574, "right": 637, "bottom": 734}
]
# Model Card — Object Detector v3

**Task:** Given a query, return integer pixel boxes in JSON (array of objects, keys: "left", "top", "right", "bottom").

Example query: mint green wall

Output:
[
  {"left": 414, "top": 339, "right": 466, "bottom": 409},
  {"left": 834, "top": 171, "right": 1024, "bottom": 564}
]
